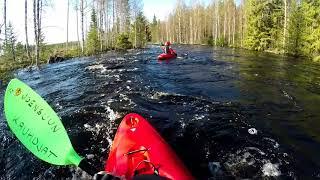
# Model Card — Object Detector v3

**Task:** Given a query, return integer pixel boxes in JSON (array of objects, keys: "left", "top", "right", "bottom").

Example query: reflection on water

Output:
[{"left": 1, "top": 45, "right": 320, "bottom": 179}]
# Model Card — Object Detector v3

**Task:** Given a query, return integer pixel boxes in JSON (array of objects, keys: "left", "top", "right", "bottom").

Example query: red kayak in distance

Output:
[
  {"left": 158, "top": 51, "right": 177, "bottom": 60},
  {"left": 105, "top": 113, "right": 194, "bottom": 180}
]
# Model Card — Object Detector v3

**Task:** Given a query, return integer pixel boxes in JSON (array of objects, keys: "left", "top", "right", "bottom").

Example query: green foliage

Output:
[
  {"left": 287, "top": 0, "right": 303, "bottom": 56},
  {"left": 146, "top": 24, "right": 151, "bottom": 42},
  {"left": 314, "top": 56, "right": 320, "bottom": 62},
  {"left": 205, "top": 36, "right": 213, "bottom": 46},
  {"left": 216, "top": 37, "right": 227, "bottom": 47},
  {"left": 86, "top": 8, "right": 100, "bottom": 55},
  {"left": 244, "top": 0, "right": 277, "bottom": 51},
  {"left": 115, "top": 33, "right": 132, "bottom": 50},
  {"left": 300, "top": 0, "right": 320, "bottom": 58},
  {"left": 243, "top": 0, "right": 320, "bottom": 59},
  {"left": 130, "top": 12, "right": 148, "bottom": 48},
  {"left": 15, "top": 42, "right": 27, "bottom": 61},
  {"left": 3, "top": 23, "right": 17, "bottom": 61},
  {"left": 150, "top": 15, "right": 159, "bottom": 43}
]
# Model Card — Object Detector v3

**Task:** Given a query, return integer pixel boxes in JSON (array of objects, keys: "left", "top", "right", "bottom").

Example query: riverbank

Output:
[
  {"left": 1, "top": 42, "right": 319, "bottom": 83},
  {"left": 0, "top": 47, "right": 78, "bottom": 81},
  {"left": 0, "top": 43, "right": 102, "bottom": 80}
]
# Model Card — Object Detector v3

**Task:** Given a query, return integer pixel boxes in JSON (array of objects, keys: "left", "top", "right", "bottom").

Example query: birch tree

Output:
[
  {"left": 66, "top": 0, "right": 70, "bottom": 51},
  {"left": 33, "top": 0, "right": 39, "bottom": 65},
  {"left": 283, "top": 0, "right": 288, "bottom": 53},
  {"left": 80, "top": 0, "right": 85, "bottom": 53},
  {"left": 25, "top": 0, "right": 32, "bottom": 63},
  {"left": 4, "top": 0, "right": 7, "bottom": 45}
]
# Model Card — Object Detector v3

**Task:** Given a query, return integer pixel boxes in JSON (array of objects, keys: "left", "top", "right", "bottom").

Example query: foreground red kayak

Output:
[
  {"left": 158, "top": 51, "right": 177, "bottom": 60},
  {"left": 105, "top": 113, "right": 194, "bottom": 180}
]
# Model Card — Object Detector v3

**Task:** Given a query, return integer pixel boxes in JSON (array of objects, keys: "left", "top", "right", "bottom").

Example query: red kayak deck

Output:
[
  {"left": 105, "top": 113, "right": 193, "bottom": 180},
  {"left": 158, "top": 51, "right": 177, "bottom": 60}
]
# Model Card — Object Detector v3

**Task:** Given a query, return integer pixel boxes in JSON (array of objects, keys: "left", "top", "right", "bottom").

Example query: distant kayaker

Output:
[{"left": 161, "top": 41, "right": 175, "bottom": 55}]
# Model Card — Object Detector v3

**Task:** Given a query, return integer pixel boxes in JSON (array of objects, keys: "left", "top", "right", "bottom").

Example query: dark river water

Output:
[{"left": 1, "top": 45, "right": 320, "bottom": 179}]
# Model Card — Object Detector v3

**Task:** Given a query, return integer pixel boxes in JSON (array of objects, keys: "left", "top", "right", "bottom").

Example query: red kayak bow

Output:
[
  {"left": 105, "top": 113, "right": 194, "bottom": 180},
  {"left": 158, "top": 50, "right": 177, "bottom": 60}
]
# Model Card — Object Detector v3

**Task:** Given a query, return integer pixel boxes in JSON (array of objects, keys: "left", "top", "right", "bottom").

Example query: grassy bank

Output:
[{"left": 0, "top": 42, "right": 82, "bottom": 80}]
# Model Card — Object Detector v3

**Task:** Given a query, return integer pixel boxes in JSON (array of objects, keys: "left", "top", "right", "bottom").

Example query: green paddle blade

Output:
[{"left": 4, "top": 78, "right": 83, "bottom": 166}]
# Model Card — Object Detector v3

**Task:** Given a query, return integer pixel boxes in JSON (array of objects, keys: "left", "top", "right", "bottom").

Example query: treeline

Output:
[
  {"left": 0, "top": 0, "right": 150, "bottom": 73},
  {"left": 150, "top": 0, "right": 320, "bottom": 61},
  {"left": 77, "top": 0, "right": 151, "bottom": 54}
]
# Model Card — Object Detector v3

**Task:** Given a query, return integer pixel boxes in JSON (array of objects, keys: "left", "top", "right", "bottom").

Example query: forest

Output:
[
  {"left": 150, "top": 0, "right": 320, "bottom": 61},
  {"left": 0, "top": 0, "right": 320, "bottom": 77}
]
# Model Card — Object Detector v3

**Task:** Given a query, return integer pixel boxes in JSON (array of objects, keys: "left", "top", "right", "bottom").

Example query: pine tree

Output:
[
  {"left": 115, "top": 33, "right": 132, "bottom": 50},
  {"left": 287, "top": 0, "right": 303, "bottom": 56},
  {"left": 244, "top": 0, "right": 266, "bottom": 50},
  {"left": 300, "top": 0, "right": 320, "bottom": 60},
  {"left": 3, "top": 23, "right": 17, "bottom": 61},
  {"left": 244, "top": 0, "right": 283, "bottom": 51},
  {"left": 150, "top": 14, "right": 159, "bottom": 43},
  {"left": 130, "top": 12, "right": 148, "bottom": 48},
  {"left": 86, "top": 8, "right": 100, "bottom": 55},
  {"left": 269, "top": 0, "right": 284, "bottom": 52}
]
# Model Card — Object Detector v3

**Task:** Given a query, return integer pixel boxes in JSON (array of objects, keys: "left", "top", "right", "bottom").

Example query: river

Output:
[{"left": 1, "top": 45, "right": 320, "bottom": 179}]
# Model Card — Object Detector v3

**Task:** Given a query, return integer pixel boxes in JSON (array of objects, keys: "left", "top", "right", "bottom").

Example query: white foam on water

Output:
[
  {"left": 262, "top": 162, "right": 281, "bottom": 177},
  {"left": 245, "top": 147, "right": 266, "bottom": 155},
  {"left": 100, "top": 68, "right": 107, "bottom": 73},
  {"left": 107, "top": 99, "right": 115, "bottom": 105},
  {"left": 180, "top": 120, "right": 186, "bottom": 129},
  {"left": 85, "top": 64, "right": 108, "bottom": 74},
  {"left": 127, "top": 67, "right": 139, "bottom": 72},
  {"left": 119, "top": 93, "right": 129, "bottom": 101},
  {"left": 194, "top": 114, "right": 205, "bottom": 120},
  {"left": 150, "top": 91, "right": 184, "bottom": 100},
  {"left": 86, "top": 64, "right": 104, "bottom": 71},
  {"left": 118, "top": 93, "right": 135, "bottom": 107},
  {"left": 282, "top": 90, "right": 293, "bottom": 100},
  {"left": 105, "top": 106, "right": 120, "bottom": 122},
  {"left": 175, "top": 118, "right": 186, "bottom": 137},
  {"left": 71, "top": 167, "right": 91, "bottom": 180},
  {"left": 150, "top": 92, "right": 170, "bottom": 100},
  {"left": 264, "top": 137, "right": 280, "bottom": 148},
  {"left": 204, "top": 144, "right": 210, "bottom": 159},
  {"left": 83, "top": 123, "right": 91, "bottom": 129},
  {"left": 116, "top": 57, "right": 126, "bottom": 61},
  {"left": 84, "top": 123, "right": 104, "bottom": 134},
  {"left": 86, "top": 154, "right": 94, "bottom": 159},
  {"left": 55, "top": 102, "right": 63, "bottom": 110},
  {"left": 106, "top": 136, "right": 113, "bottom": 149},
  {"left": 225, "top": 150, "right": 256, "bottom": 169},
  {"left": 100, "top": 105, "right": 121, "bottom": 149},
  {"left": 208, "top": 162, "right": 221, "bottom": 175},
  {"left": 248, "top": 128, "right": 258, "bottom": 135}
]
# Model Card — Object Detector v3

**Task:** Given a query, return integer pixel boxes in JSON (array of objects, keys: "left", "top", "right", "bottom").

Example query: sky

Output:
[
  {"left": 1, "top": 0, "right": 238, "bottom": 44},
  {"left": 143, "top": 0, "right": 175, "bottom": 22}
]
